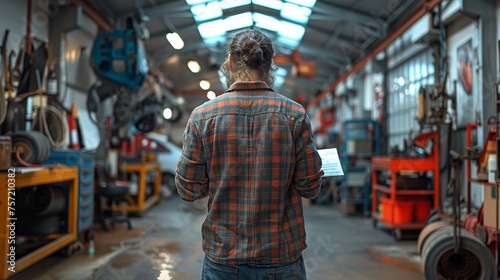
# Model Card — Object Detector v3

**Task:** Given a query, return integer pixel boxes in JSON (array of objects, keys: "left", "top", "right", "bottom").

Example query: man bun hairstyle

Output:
[{"left": 220, "top": 29, "right": 277, "bottom": 88}]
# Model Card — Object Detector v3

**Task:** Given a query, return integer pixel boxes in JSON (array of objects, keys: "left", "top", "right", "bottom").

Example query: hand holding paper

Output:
[{"left": 318, "top": 148, "right": 344, "bottom": 177}]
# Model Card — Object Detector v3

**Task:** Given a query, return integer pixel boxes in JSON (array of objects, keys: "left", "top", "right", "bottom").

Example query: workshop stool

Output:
[{"left": 98, "top": 182, "right": 133, "bottom": 231}]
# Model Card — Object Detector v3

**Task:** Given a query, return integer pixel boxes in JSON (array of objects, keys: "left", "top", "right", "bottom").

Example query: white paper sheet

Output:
[{"left": 318, "top": 148, "right": 344, "bottom": 177}]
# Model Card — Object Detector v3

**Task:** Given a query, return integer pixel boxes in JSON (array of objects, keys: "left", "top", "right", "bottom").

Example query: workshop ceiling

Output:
[{"left": 88, "top": 0, "right": 422, "bottom": 111}]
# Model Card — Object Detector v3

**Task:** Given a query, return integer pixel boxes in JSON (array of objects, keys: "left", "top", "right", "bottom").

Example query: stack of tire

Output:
[
  {"left": 418, "top": 220, "right": 496, "bottom": 279},
  {"left": 17, "top": 185, "right": 67, "bottom": 235}
]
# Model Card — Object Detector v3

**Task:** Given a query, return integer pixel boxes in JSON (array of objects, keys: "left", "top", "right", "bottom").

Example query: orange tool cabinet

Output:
[
  {"left": 0, "top": 166, "right": 78, "bottom": 279},
  {"left": 371, "top": 131, "right": 440, "bottom": 240}
]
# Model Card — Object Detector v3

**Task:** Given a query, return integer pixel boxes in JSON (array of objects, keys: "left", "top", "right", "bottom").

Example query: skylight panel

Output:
[
  {"left": 284, "top": 0, "right": 316, "bottom": 8},
  {"left": 193, "top": 2, "right": 223, "bottom": 22},
  {"left": 198, "top": 20, "right": 226, "bottom": 38},
  {"left": 253, "top": 13, "right": 280, "bottom": 32},
  {"left": 190, "top": 4, "right": 206, "bottom": 16},
  {"left": 252, "top": 0, "right": 283, "bottom": 10},
  {"left": 224, "top": 12, "right": 253, "bottom": 31},
  {"left": 186, "top": 0, "right": 212, "bottom": 5},
  {"left": 280, "top": 3, "right": 310, "bottom": 24},
  {"left": 277, "top": 36, "right": 300, "bottom": 48},
  {"left": 277, "top": 21, "right": 305, "bottom": 40},
  {"left": 219, "top": 0, "right": 251, "bottom": 9}
]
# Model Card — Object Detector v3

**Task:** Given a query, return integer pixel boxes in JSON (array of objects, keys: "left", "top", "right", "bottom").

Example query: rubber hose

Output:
[{"left": 32, "top": 105, "right": 68, "bottom": 148}]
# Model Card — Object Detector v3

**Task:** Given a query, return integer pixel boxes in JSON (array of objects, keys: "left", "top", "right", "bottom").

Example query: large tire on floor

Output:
[
  {"left": 421, "top": 226, "right": 495, "bottom": 280},
  {"left": 417, "top": 221, "right": 450, "bottom": 255}
]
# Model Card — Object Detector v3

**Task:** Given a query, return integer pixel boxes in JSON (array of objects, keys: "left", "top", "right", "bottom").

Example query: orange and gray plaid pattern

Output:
[{"left": 176, "top": 81, "right": 323, "bottom": 265}]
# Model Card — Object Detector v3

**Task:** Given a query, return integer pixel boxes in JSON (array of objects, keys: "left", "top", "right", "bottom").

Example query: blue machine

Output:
[{"left": 91, "top": 29, "right": 148, "bottom": 90}]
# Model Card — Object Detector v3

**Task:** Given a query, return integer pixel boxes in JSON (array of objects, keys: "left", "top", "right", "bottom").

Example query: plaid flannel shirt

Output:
[{"left": 175, "top": 81, "right": 323, "bottom": 265}]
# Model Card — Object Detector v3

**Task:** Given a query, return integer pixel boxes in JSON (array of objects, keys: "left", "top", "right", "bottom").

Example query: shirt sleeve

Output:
[
  {"left": 175, "top": 115, "right": 209, "bottom": 202},
  {"left": 293, "top": 114, "right": 323, "bottom": 199}
]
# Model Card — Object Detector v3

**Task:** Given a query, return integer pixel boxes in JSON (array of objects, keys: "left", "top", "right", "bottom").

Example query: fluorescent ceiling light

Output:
[
  {"left": 187, "top": 60, "right": 201, "bottom": 73},
  {"left": 252, "top": 0, "right": 283, "bottom": 10},
  {"left": 253, "top": 13, "right": 280, "bottom": 32},
  {"left": 190, "top": 4, "right": 206, "bottom": 16},
  {"left": 220, "top": 0, "right": 251, "bottom": 9},
  {"left": 186, "top": 0, "right": 211, "bottom": 5},
  {"left": 207, "top": 90, "right": 216, "bottom": 99},
  {"left": 278, "top": 21, "right": 305, "bottom": 40},
  {"left": 166, "top": 32, "right": 184, "bottom": 49},
  {"left": 277, "top": 36, "right": 300, "bottom": 48},
  {"left": 198, "top": 20, "right": 226, "bottom": 38},
  {"left": 200, "top": 80, "right": 211, "bottom": 90},
  {"left": 193, "top": 2, "right": 223, "bottom": 22},
  {"left": 225, "top": 12, "right": 253, "bottom": 31},
  {"left": 285, "top": 0, "right": 316, "bottom": 8},
  {"left": 280, "top": 3, "right": 310, "bottom": 24}
]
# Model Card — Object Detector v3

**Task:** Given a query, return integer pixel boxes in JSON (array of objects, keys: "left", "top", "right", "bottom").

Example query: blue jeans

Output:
[{"left": 202, "top": 255, "right": 307, "bottom": 280}]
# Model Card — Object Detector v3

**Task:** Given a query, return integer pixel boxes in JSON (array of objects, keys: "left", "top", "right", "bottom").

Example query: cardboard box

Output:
[{"left": 483, "top": 184, "right": 500, "bottom": 229}]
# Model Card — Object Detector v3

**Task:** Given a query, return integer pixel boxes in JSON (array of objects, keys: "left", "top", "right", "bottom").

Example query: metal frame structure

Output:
[
  {"left": 0, "top": 167, "right": 79, "bottom": 279},
  {"left": 340, "top": 119, "right": 380, "bottom": 215},
  {"left": 103, "top": 161, "right": 162, "bottom": 213},
  {"left": 371, "top": 131, "right": 441, "bottom": 239}
]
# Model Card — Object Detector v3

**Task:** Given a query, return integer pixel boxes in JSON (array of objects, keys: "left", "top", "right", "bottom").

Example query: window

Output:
[{"left": 386, "top": 50, "right": 434, "bottom": 150}]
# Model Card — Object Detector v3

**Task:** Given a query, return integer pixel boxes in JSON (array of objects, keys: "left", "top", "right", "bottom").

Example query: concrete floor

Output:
[{"left": 11, "top": 197, "right": 425, "bottom": 280}]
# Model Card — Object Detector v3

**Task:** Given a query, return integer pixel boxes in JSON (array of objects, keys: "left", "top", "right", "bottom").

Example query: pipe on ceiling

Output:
[
  {"left": 71, "top": 0, "right": 114, "bottom": 31},
  {"left": 308, "top": 0, "right": 442, "bottom": 109}
]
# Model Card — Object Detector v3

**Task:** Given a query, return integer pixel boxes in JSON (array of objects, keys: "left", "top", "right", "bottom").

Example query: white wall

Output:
[
  {"left": 0, "top": 0, "right": 49, "bottom": 52},
  {"left": 447, "top": 18, "right": 483, "bottom": 208}
]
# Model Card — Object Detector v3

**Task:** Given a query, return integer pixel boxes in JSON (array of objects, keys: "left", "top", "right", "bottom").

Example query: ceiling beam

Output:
[
  {"left": 313, "top": 2, "right": 377, "bottom": 26},
  {"left": 149, "top": 24, "right": 198, "bottom": 40},
  {"left": 308, "top": 0, "right": 443, "bottom": 109},
  {"left": 117, "top": 1, "right": 189, "bottom": 19}
]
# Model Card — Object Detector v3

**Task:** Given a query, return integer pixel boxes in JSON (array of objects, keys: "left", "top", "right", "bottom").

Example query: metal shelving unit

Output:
[{"left": 340, "top": 120, "right": 380, "bottom": 215}]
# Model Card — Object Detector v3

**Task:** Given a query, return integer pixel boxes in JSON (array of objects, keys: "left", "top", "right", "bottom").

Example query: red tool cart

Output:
[{"left": 371, "top": 131, "right": 440, "bottom": 240}]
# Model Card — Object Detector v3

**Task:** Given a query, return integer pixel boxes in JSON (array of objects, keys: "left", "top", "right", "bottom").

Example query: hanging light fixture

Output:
[
  {"left": 207, "top": 91, "right": 216, "bottom": 100},
  {"left": 199, "top": 80, "right": 211, "bottom": 90},
  {"left": 166, "top": 32, "right": 184, "bottom": 49},
  {"left": 187, "top": 60, "right": 201, "bottom": 73}
]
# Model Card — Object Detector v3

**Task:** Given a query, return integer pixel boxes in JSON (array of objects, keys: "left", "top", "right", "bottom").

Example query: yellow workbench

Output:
[
  {"left": 0, "top": 166, "right": 78, "bottom": 279},
  {"left": 108, "top": 161, "right": 161, "bottom": 213}
]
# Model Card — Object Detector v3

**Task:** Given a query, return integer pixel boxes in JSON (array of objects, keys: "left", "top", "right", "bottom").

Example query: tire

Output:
[
  {"left": 422, "top": 226, "right": 495, "bottom": 280},
  {"left": 161, "top": 173, "right": 176, "bottom": 199},
  {"left": 17, "top": 186, "right": 67, "bottom": 217},
  {"left": 417, "top": 221, "right": 450, "bottom": 255},
  {"left": 17, "top": 215, "right": 61, "bottom": 235},
  {"left": 30, "top": 130, "right": 51, "bottom": 163},
  {"left": 11, "top": 131, "right": 45, "bottom": 165}
]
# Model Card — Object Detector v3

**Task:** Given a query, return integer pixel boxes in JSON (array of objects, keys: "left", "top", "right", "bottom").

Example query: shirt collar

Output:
[{"left": 226, "top": 81, "right": 272, "bottom": 93}]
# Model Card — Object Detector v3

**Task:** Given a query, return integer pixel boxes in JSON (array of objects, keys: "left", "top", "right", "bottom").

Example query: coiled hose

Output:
[{"left": 31, "top": 94, "right": 68, "bottom": 148}]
